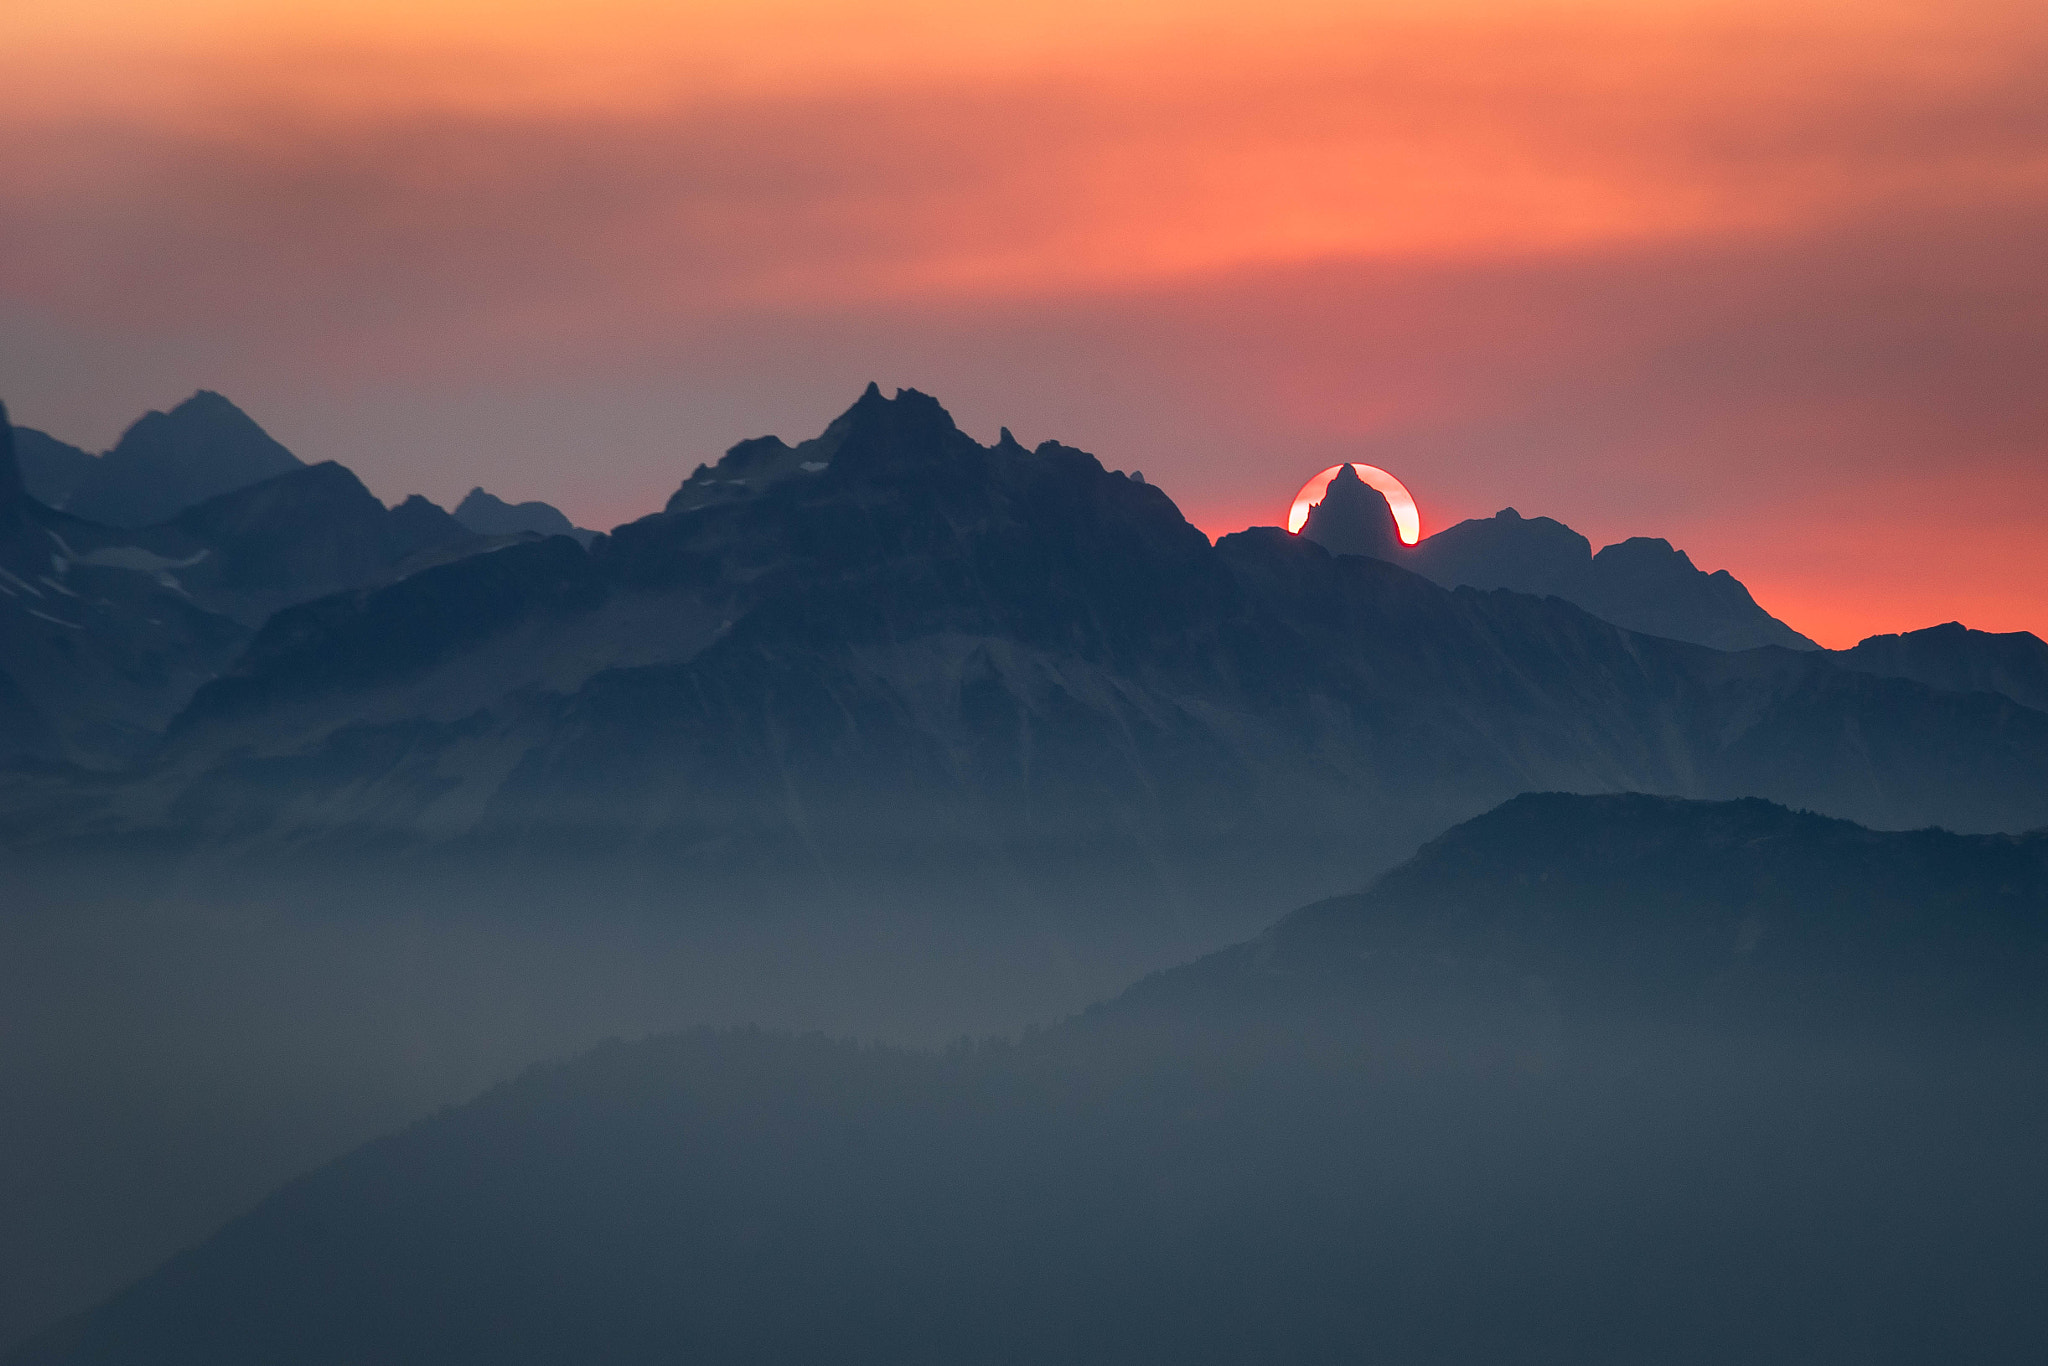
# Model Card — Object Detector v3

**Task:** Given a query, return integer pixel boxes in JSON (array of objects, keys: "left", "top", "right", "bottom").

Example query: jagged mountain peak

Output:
[
  {"left": 666, "top": 386, "right": 1023, "bottom": 517},
  {"left": 67, "top": 390, "right": 304, "bottom": 528},
  {"left": 112, "top": 391, "right": 297, "bottom": 470},
  {"left": 807, "top": 384, "right": 977, "bottom": 474},
  {"left": 1299, "top": 463, "right": 1402, "bottom": 560}
]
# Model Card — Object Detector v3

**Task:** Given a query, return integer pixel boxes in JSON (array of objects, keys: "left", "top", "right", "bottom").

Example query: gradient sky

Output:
[{"left": 3, "top": 0, "right": 2045, "bottom": 646}]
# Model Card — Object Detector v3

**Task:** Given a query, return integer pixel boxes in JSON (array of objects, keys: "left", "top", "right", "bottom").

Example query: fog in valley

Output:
[
  {"left": 0, "top": 863, "right": 1317, "bottom": 1349},
  {"left": 3, "top": 389, "right": 2046, "bottom": 1361}
]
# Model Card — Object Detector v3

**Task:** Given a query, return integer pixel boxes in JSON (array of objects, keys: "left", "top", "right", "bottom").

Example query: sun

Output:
[{"left": 1287, "top": 465, "right": 1420, "bottom": 545}]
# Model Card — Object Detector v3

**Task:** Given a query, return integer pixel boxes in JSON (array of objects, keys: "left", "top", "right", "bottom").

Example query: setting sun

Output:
[{"left": 1287, "top": 464, "right": 1420, "bottom": 544}]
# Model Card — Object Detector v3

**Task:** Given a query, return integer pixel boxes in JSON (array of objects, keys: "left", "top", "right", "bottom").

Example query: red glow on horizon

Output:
[{"left": 1286, "top": 464, "right": 1420, "bottom": 544}]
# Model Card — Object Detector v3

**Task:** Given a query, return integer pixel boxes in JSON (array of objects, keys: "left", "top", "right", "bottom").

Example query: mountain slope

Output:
[
  {"left": 65, "top": 393, "right": 304, "bottom": 529},
  {"left": 124, "top": 462, "right": 481, "bottom": 627},
  {"left": 10, "top": 429, "right": 96, "bottom": 510},
  {"left": 1111, "top": 791, "right": 2048, "bottom": 1029},
  {"left": 1408, "top": 507, "right": 1819, "bottom": 651},
  {"left": 19, "top": 795, "right": 2047, "bottom": 1366},
  {"left": 0, "top": 400, "right": 496, "bottom": 764},
  {"left": 1835, "top": 621, "right": 2048, "bottom": 714},
  {"left": 0, "top": 404, "right": 252, "bottom": 765}
]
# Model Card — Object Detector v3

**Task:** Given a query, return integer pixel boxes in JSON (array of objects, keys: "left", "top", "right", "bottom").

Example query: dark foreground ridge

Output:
[{"left": 17, "top": 794, "right": 2047, "bottom": 1366}]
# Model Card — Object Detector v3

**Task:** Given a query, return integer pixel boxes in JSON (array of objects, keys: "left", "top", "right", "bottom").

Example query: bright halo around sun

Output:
[{"left": 1287, "top": 465, "right": 1420, "bottom": 545}]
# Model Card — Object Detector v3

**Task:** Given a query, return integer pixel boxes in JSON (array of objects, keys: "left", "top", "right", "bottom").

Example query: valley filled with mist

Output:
[{"left": 3, "top": 387, "right": 2045, "bottom": 1361}]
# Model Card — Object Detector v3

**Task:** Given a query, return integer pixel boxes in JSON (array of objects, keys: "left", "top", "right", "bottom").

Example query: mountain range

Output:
[
  {"left": 1295, "top": 477, "right": 1819, "bottom": 652},
  {"left": 17, "top": 793, "right": 2044, "bottom": 1366},
  {"left": 1393, "top": 505, "right": 1816, "bottom": 651},
  {"left": 6, "top": 385, "right": 2048, "bottom": 919},
  {"left": 0, "top": 397, "right": 588, "bottom": 766}
]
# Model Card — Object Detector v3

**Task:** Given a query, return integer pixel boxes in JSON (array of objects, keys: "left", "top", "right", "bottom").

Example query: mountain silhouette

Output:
[
  {"left": 9, "top": 428, "right": 96, "bottom": 510},
  {"left": 8, "top": 386, "right": 2045, "bottom": 932},
  {"left": 1409, "top": 507, "right": 1819, "bottom": 651},
  {"left": 0, "top": 403, "right": 250, "bottom": 765},
  {"left": 131, "top": 462, "right": 479, "bottom": 627},
  {"left": 18, "top": 794, "right": 2046, "bottom": 1366},
  {"left": 0, "top": 400, "right": 495, "bottom": 764},
  {"left": 1111, "top": 791, "right": 2048, "bottom": 1030},
  {"left": 1836, "top": 621, "right": 2048, "bottom": 714},
  {"left": 454, "top": 487, "right": 595, "bottom": 546},
  {"left": 1297, "top": 463, "right": 1402, "bottom": 559},
  {"left": 63, "top": 392, "right": 304, "bottom": 529}
]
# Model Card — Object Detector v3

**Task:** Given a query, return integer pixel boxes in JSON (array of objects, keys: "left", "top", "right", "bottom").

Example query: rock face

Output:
[
  {"left": 19, "top": 794, "right": 2046, "bottom": 1366},
  {"left": 454, "top": 488, "right": 594, "bottom": 546},
  {"left": 1835, "top": 622, "right": 2048, "bottom": 715},
  {"left": 1408, "top": 507, "right": 1819, "bottom": 651},
  {"left": 10, "top": 387, "right": 2048, "bottom": 921},
  {"left": 1298, "top": 463, "right": 1402, "bottom": 559},
  {"left": 8, "top": 428, "right": 98, "bottom": 510},
  {"left": 63, "top": 392, "right": 304, "bottom": 529}
]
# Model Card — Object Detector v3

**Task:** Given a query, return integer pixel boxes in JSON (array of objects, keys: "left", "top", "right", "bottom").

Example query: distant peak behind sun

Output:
[{"left": 1288, "top": 464, "right": 1420, "bottom": 545}]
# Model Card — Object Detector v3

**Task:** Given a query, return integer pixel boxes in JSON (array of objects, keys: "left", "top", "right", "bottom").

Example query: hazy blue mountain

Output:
[
  {"left": 20, "top": 795, "right": 2045, "bottom": 1366},
  {"left": 127, "top": 462, "right": 480, "bottom": 627},
  {"left": 1298, "top": 463, "right": 1401, "bottom": 558},
  {"left": 0, "top": 417, "right": 60, "bottom": 757},
  {"left": 10, "top": 386, "right": 2044, "bottom": 910},
  {"left": 0, "top": 403, "right": 251, "bottom": 765},
  {"left": 0, "top": 411, "right": 24, "bottom": 512},
  {"left": 9, "top": 429, "right": 97, "bottom": 510},
  {"left": 1111, "top": 791, "right": 2048, "bottom": 1029},
  {"left": 1834, "top": 621, "right": 2048, "bottom": 715},
  {"left": 454, "top": 487, "right": 595, "bottom": 546},
  {"left": 1406, "top": 507, "right": 1820, "bottom": 651},
  {"left": 64, "top": 392, "right": 304, "bottom": 529},
  {"left": 0, "top": 401, "right": 489, "bottom": 764}
]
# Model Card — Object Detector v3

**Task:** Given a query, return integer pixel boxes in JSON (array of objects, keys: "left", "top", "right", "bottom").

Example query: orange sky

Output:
[{"left": 2, "top": 0, "right": 2045, "bottom": 645}]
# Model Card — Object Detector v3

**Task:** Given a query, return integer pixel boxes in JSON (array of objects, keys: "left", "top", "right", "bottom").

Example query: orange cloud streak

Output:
[{"left": 1, "top": 0, "right": 2045, "bottom": 646}]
